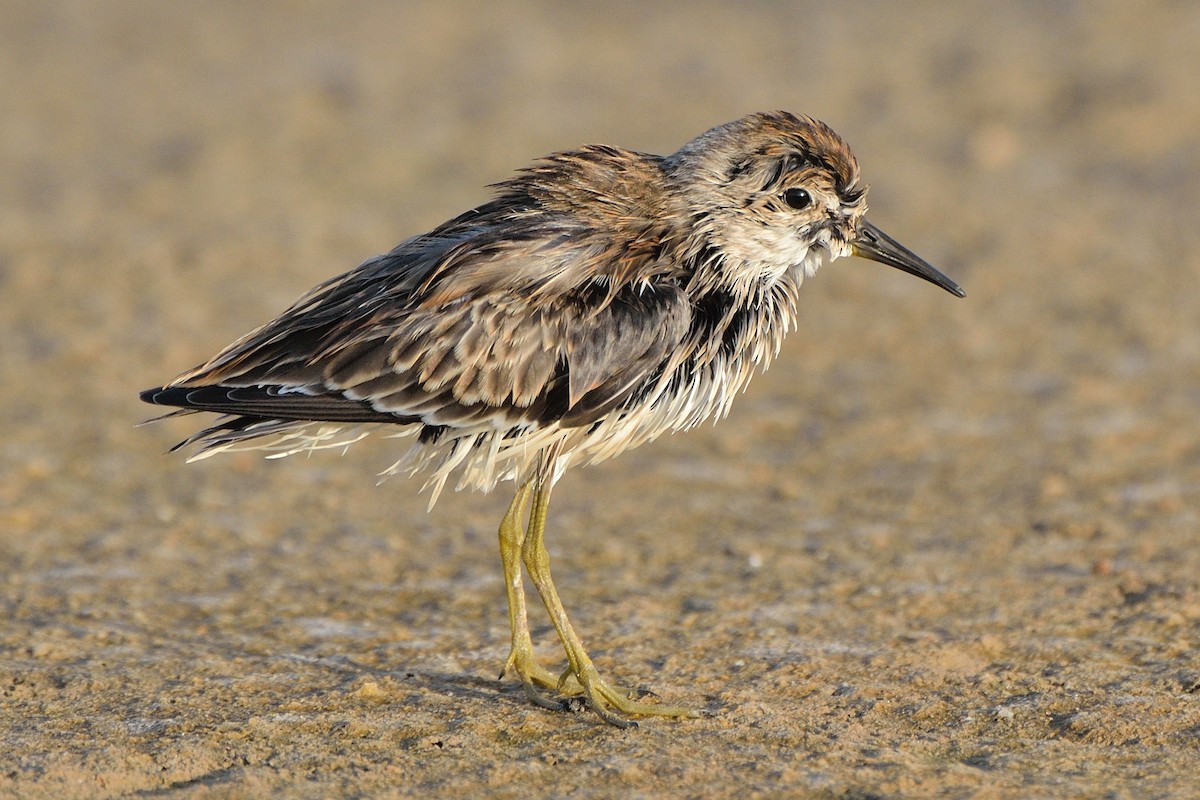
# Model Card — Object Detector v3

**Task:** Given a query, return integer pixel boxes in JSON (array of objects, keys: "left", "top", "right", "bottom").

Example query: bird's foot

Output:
[
  {"left": 501, "top": 648, "right": 696, "bottom": 726},
  {"left": 562, "top": 664, "right": 700, "bottom": 729}
]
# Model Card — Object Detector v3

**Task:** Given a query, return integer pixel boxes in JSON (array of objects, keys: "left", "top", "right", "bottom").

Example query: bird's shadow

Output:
[{"left": 328, "top": 655, "right": 731, "bottom": 725}]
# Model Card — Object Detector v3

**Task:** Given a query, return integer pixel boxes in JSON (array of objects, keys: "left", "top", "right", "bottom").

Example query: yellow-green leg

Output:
[
  {"left": 497, "top": 480, "right": 563, "bottom": 709},
  {"left": 521, "top": 480, "right": 699, "bottom": 728}
]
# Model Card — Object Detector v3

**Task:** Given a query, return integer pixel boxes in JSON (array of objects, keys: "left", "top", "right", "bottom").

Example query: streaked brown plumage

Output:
[{"left": 141, "top": 111, "right": 964, "bottom": 727}]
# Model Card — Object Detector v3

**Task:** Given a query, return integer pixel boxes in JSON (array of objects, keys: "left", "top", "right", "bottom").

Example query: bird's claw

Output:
[{"left": 503, "top": 654, "right": 697, "bottom": 727}]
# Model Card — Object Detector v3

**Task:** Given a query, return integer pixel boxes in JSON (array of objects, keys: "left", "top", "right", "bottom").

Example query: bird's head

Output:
[{"left": 665, "top": 111, "right": 964, "bottom": 298}]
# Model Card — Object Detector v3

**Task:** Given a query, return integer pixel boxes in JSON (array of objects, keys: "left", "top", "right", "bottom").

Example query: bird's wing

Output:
[
  {"left": 149, "top": 197, "right": 694, "bottom": 432},
  {"left": 558, "top": 282, "right": 692, "bottom": 427}
]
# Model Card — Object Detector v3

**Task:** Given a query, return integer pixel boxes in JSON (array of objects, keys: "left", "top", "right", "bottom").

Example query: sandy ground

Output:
[{"left": 3, "top": 2, "right": 1199, "bottom": 797}]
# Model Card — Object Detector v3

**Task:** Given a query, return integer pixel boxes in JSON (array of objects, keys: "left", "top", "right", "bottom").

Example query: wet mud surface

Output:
[{"left": 2, "top": 2, "right": 1198, "bottom": 797}]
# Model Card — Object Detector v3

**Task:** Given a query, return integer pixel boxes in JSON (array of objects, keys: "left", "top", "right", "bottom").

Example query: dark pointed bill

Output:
[{"left": 851, "top": 219, "right": 965, "bottom": 297}]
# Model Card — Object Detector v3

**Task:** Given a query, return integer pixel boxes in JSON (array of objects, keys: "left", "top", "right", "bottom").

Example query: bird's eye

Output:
[{"left": 782, "top": 187, "right": 812, "bottom": 210}]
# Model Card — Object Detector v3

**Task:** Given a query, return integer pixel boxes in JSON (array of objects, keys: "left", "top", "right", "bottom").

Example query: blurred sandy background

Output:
[{"left": 2, "top": 1, "right": 1198, "bottom": 797}]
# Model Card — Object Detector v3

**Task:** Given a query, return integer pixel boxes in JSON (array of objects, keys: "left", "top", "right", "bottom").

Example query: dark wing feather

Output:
[
  {"left": 139, "top": 385, "right": 408, "bottom": 423},
  {"left": 560, "top": 283, "right": 691, "bottom": 427}
]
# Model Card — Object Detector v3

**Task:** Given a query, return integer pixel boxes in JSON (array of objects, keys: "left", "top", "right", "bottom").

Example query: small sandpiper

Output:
[{"left": 142, "top": 111, "right": 964, "bottom": 727}]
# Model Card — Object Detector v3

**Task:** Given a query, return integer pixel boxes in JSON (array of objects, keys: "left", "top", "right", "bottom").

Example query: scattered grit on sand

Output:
[{"left": 2, "top": 3, "right": 1198, "bottom": 798}]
